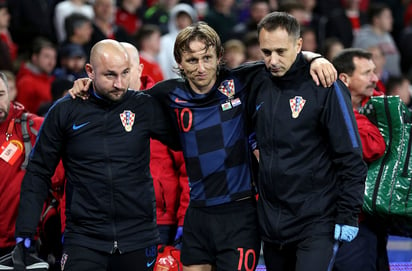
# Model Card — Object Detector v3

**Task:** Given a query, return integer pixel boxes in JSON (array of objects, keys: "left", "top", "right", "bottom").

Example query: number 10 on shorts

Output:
[{"left": 237, "top": 248, "right": 257, "bottom": 271}]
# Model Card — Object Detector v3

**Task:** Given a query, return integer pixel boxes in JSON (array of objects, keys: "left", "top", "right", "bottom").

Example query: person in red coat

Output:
[
  {"left": 135, "top": 24, "right": 165, "bottom": 84},
  {"left": 0, "top": 72, "right": 65, "bottom": 258},
  {"left": 16, "top": 37, "right": 56, "bottom": 114}
]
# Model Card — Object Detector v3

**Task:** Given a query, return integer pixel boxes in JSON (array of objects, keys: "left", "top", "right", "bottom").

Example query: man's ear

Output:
[
  {"left": 137, "top": 63, "right": 144, "bottom": 77},
  {"left": 296, "top": 37, "right": 303, "bottom": 53},
  {"left": 85, "top": 64, "right": 94, "bottom": 79},
  {"left": 339, "top": 73, "right": 350, "bottom": 87}
]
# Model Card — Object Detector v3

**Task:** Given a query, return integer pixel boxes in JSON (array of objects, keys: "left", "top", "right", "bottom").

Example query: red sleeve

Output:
[
  {"left": 354, "top": 110, "right": 386, "bottom": 163},
  {"left": 16, "top": 79, "right": 37, "bottom": 114},
  {"left": 171, "top": 150, "right": 189, "bottom": 226}
]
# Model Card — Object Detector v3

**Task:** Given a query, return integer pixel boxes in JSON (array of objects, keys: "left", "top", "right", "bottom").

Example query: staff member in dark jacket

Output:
[
  {"left": 13, "top": 39, "right": 178, "bottom": 271},
  {"left": 247, "top": 12, "right": 368, "bottom": 271}
]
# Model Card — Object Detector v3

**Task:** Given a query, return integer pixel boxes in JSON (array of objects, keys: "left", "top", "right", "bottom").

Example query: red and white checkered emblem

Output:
[
  {"left": 289, "top": 96, "right": 306, "bottom": 118},
  {"left": 218, "top": 79, "right": 235, "bottom": 98},
  {"left": 120, "top": 110, "right": 135, "bottom": 132}
]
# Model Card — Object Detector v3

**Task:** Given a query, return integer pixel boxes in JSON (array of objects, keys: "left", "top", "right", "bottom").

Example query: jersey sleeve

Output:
[{"left": 15, "top": 102, "right": 66, "bottom": 238}]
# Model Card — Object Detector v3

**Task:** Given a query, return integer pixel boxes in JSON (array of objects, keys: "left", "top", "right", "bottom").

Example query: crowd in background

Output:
[{"left": 1, "top": 0, "right": 412, "bottom": 115}]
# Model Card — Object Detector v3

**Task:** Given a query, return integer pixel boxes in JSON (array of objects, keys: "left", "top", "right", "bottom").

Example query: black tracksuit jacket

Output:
[
  {"left": 15, "top": 89, "right": 179, "bottom": 253},
  {"left": 247, "top": 53, "right": 368, "bottom": 246}
]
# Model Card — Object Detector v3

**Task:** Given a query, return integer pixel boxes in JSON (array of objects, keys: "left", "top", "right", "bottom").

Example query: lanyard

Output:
[{"left": 6, "top": 118, "right": 15, "bottom": 141}]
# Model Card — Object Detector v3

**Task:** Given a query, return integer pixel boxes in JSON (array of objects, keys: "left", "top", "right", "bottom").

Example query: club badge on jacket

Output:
[
  {"left": 120, "top": 110, "right": 135, "bottom": 132},
  {"left": 289, "top": 96, "right": 306, "bottom": 118}
]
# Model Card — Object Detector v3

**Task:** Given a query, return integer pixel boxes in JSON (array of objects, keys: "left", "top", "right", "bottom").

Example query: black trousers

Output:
[
  {"left": 263, "top": 234, "right": 335, "bottom": 271},
  {"left": 61, "top": 244, "right": 158, "bottom": 271}
]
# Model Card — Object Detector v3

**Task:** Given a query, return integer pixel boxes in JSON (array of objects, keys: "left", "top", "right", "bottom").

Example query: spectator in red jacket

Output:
[
  {"left": 116, "top": 0, "right": 143, "bottom": 36},
  {"left": 135, "top": 24, "right": 165, "bottom": 83},
  {"left": 16, "top": 37, "right": 56, "bottom": 114}
]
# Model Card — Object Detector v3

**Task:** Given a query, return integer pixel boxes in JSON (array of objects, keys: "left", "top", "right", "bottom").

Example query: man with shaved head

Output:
[
  {"left": 12, "top": 39, "right": 178, "bottom": 271},
  {"left": 120, "top": 42, "right": 144, "bottom": 91}
]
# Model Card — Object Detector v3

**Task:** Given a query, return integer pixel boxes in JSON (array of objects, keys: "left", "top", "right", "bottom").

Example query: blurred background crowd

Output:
[{"left": 1, "top": 0, "right": 412, "bottom": 116}]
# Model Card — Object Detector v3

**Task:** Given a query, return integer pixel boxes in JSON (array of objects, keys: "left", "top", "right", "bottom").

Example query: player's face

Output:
[
  {"left": 178, "top": 40, "right": 220, "bottom": 94},
  {"left": 259, "top": 27, "right": 302, "bottom": 77},
  {"left": 0, "top": 78, "right": 10, "bottom": 123}
]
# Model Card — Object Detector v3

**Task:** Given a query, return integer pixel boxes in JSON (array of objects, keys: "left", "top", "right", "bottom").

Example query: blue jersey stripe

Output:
[{"left": 333, "top": 82, "right": 359, "bottom": 148}]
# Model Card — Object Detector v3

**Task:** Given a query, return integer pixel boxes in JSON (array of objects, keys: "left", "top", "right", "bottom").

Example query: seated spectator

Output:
[
  {"left": 0, "top": 2, "right": 18, "bottom": 71},
  {"left": 325, "top": 0, "right": 367, "bottom": 48},
  {"left": 62, "top": 13, "right": 94, "bottom": 61},
  {"left": 88, "top": 0, "right": 132, "bottom": 47},
  {"left": 143, "top": 0, "right": 179, "bottom": 35},
  {"left": 367, "top": 45, "right": 389, "bottom": 94},
  {"left": 386, "top": 75, "right": 412, "bottom": 110},
  {"left": 300, "top": 26, "right": 317, "bottom": 53},
  {"left": 321, "top": 37, "right": 344, "bottom": 61},
  {"left": 158, "top": 3, "right": 197, "bottom": 79},
  {"left": 54, "top": 43, "right": 88, "bottom": 81},
  {"left": 16, "top": 37, "right": 56, "bottom": 114},
  {"left": 352, "top": 2, "right": 401, "bottom": 77},
  {"left": 204, "top": 0, "right": 239, "bottom": 43},
  {"left": 279, "top": 0, "right": 306, "bottom": 25},
  {"left": 298, "top": 0, "right": 327, "bottom": 49},
  {"left": 233, "top": 0, "right": 270, "bottom": 39},
  {"left": 116, "top": 0, "right": 144, "bottom": 36},
  {"left": 54, "top": 0, "right": 94, "bottom": 43},
  {"left": 223, "top": 39, "right": 246, "bottom": 69},
  {"left": 243, "top": 30, "right": 263, "bottom": 62},
  {"left": 135, "top": 24, "right": 164, "bottom": 83}
]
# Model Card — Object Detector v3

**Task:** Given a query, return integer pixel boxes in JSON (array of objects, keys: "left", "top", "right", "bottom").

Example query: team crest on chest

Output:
[
  {"left": 120, "top": 110, "right": 135, "bottom": 132},
  {"left": 218, "top": 79, "right": 235, "bottom": 99},
  {"left": 289, "top": 96, "right": 306, "bottom": 118}
]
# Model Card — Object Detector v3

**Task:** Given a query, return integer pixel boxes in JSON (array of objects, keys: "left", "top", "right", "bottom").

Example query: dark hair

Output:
[
  {"left": 278, "top": 0, "right": 305, "bottom": 14},
  {"left": 385, "top": 75, "right": 408, "bottom": 96},
  {"left": 134, "top": 24, "right": 161, "bottom": 50},
  {"left": 30, "top": 37, "right": 56, "bottom": 57},
  {"left": 257, "top": 11, "right": 300, "bottom": 41},
  {"left": 243, "top": 31, "right": 259, "bottom": 47},
  {"left": 300, "top": 25, "right": 315, "bottom": 37},
  {"left": 173, "top": 21, "right": 223, "bottom": 66},
  {"left": 332, "top": 48, "right": 372, "bottom": 75},
  {"left": 251, "top": 0, "right": 269, "bottom": 7},
  {"left": 367, "top": 2, "right": 390, "bottom": 24},
  {"left": 321, "top": 37, "right": 342, "bottom": 55},
  {"left": 65, "top": 13, "right": 91, "bottom": 39}
]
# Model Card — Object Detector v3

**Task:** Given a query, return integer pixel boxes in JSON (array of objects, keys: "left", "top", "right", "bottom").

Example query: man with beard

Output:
[{"left": 13, "top": 39, "right": 178, "bottom": 271}]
